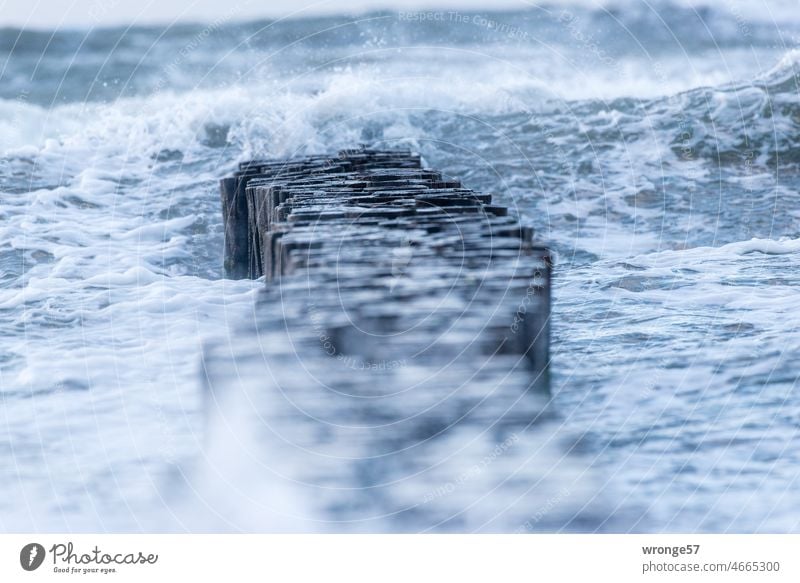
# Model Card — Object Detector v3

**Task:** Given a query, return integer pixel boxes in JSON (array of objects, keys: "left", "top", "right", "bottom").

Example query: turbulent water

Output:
[{"left": 2, "top": 1, "right": 800, "bottom": 532}]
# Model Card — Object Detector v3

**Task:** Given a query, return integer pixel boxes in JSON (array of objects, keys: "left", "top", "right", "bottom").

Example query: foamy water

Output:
[{"left": 2, "top": 1, "right": 800, "bottom": 532}]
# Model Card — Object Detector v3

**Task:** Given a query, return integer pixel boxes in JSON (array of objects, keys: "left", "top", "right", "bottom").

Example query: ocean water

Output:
[{"left": 2, "top": 1, "right": 800, "bottom": 532}]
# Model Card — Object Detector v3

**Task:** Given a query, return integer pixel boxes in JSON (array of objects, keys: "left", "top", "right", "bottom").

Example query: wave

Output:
[
  {"left": 559, "top": 0, "right": 800, "bottom": 26},
  {"left": 2, "top": 41, "right": 797, "bottom": 159},
  {"left": 657, "top": 48, "right": 800, "bottom": 168}
]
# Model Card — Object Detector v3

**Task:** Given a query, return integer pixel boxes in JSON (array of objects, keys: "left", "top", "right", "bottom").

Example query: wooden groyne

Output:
[
  {"left": 219, "top": 147, "right": 551, "bottom": 374},
  {"left": 193, "top": 148, "right": 567, "bottom": 530}
]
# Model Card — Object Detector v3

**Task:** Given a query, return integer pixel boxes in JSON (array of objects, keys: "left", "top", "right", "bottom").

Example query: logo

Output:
[{"left": 20, "top": 543, "right": 46, "bottom": 571}]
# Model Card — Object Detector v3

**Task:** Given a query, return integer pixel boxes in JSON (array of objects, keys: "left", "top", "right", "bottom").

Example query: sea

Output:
[{"left": 2, "top": 0, "right": 800, "bottom": 532}]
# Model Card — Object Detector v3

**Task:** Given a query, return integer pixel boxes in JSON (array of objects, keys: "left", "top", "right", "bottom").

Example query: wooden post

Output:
[{"left": 219, "top": 176, "right": 249, "bottom": 279}]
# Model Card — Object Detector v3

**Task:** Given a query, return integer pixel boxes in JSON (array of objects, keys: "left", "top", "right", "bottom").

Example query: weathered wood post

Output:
[
  {"left": 218, "top": 148, "right": 552, "bottom": 383},
  {"left": 219, "top": 175, "right": 249, "bottom": 279}
]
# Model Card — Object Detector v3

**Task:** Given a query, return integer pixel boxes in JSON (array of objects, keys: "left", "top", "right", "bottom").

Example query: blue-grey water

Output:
[{"left": 2, "top": 2, "right": 800, "bottom": 532}]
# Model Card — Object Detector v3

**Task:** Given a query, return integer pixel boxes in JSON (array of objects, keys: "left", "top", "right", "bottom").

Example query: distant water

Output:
[{"left": 1, "top": 1, "right": 800, "bottom": 532}]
